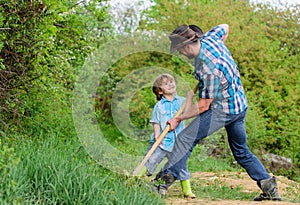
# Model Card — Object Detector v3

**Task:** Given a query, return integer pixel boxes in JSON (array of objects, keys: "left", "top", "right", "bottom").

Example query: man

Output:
[{"left": 153, "top": 24, "right": 281, "bottom": 201}]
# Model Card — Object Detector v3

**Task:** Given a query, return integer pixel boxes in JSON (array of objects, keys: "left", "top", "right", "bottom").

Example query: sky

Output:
[{"left": 249, "top": 0, "right": 300, "bottom": 10}]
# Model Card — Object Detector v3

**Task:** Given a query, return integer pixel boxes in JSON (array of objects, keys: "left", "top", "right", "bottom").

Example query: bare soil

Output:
[{"left": 165, "top": 172, "right": 300, "bottom": 205}]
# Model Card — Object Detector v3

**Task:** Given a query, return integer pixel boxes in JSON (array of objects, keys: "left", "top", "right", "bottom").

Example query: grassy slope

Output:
[{"left": 0, "top": 135, "right": 164, "bottom": 205}]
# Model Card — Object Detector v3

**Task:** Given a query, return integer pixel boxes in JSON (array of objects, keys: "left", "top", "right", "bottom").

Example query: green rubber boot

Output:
[{"left": 181, "top": 179, "right": 196, "bottom": 198}]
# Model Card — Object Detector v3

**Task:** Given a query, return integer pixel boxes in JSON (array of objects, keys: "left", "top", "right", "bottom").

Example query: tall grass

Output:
[{"left": 0, "top": 136, "right": 164, "bottom": 205}]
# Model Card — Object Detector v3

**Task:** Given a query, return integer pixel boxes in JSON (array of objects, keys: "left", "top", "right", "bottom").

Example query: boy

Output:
[{"left": 139, "top": 73, "right": 195, "bottom": 198}]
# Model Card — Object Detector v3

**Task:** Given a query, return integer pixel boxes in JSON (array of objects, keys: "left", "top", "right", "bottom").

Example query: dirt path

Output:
[{"left": 165, "top": 172, "right": 299, "bottom": 205}]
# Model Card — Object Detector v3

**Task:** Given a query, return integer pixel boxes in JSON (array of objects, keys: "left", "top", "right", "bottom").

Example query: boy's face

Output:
[{"left": 159, "top": 78, "right": 176, "bottom": 96}]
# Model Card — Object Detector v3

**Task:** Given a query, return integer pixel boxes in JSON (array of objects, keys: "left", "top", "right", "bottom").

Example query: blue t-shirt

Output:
[{"left": 150, "top": 95, "right": 185, "bottom": 152}]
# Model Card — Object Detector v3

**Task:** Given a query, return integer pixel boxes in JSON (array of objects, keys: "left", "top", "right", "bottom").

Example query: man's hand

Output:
[
  {"left": 167, "top": 117, "right": 181, "bottom": 131},
  {"left": 187, "top": 90, "right": 195, "bottom": 99},
  {"left": 154, "top": 136, "right": 162, "bottom": 145}
]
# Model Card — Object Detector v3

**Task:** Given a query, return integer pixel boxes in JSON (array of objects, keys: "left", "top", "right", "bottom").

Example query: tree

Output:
[{"left": 0, "top": 0, "right": 111, "bottom": 133}]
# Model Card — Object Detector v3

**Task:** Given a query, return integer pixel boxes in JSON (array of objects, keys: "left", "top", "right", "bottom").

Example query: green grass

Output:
[
  {"left": 2, "top": 120, "right": 299, "bottom": 204},
  {"left": 191, "top": 177, "right": 257, "bottom": 201},
  {"left": 0, "top": 135, "right": 164, "bottom": 205},
  {"left": 187, "top": 132, "right": 240, "bottom": 173},
  {"left": 99, "top": 122, "right": 149, "bottom": 155},
  {"left": 188, "top": 153, "right": 238, "bottom": 173},
  {"left": 167, "top": 179, "right": 258, "bottom": 201}
]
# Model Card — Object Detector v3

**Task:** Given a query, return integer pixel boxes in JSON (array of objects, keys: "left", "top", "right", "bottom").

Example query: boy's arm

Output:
[{"left": 153, "top": 123, "right": 162, "bottom": 144}]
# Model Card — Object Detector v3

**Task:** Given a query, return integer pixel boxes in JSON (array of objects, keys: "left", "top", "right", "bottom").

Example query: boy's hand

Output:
[{"left": 167, "top": 117, "right": 181, "bottom": 131}]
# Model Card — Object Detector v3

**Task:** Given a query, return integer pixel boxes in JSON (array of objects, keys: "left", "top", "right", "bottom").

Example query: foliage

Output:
[
  {"left": 99, "top": 121, "right": 149, "bottom": 155},
  {"left": 129, "top": 86, "right": 156, "bottom": 129},
  {"left": 0, "top": 0, "right": 110, "bottom": 133},
  {"left": 95, "top": 51, "right": 195, "bottom": 124}
]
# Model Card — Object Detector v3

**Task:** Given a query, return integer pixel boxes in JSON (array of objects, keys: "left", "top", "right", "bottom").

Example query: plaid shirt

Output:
[{"left": 194, "top": 25, "right": 248, "bottom": 114}]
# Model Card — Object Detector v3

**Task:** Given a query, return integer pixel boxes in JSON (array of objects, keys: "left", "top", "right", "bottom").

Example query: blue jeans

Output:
[
  {"left": 160, "top": 108, "right": 270, "bottom": 183},
  {"left": 145, "top": 143, "right": 190, "bottom": 180}
]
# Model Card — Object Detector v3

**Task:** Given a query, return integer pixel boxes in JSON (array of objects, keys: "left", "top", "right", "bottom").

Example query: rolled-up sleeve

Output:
[
  {"left": 206, "top": 25, "right": 226, "bottom": 41},
  {"left": 150, "top": 105, "right": 159, "bottom": 124}
]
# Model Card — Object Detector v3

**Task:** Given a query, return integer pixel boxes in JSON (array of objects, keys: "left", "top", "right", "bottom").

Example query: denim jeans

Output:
[
  {"left": 145, "top": 143, "right": 190, "bottom": 180},
  {"left": 160, "top": 108, "right": 270, "bottom": 183}
]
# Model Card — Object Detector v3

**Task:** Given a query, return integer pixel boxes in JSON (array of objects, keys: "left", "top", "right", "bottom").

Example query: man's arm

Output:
[
  {"left": 219, "top": 24, "right": 229, "bottom": 42},
  {"left": 180, "top": 97, "right": 213, "bottom": 121},
  {"left": 168, "top": 97, "right": 213, "bottom": 130},
  {"left": 182, "top": 90, "right": 195, "bottom": 115}
]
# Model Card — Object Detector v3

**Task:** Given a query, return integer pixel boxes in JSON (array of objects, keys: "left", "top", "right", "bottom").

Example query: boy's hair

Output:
[{"left": 152, "top": 73, "right": 175, "bottom": 101}]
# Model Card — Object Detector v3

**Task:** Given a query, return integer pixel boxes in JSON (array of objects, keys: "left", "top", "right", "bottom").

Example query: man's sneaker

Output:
[
  {"left": 254, "top": 176, "right": 281, "bottom": 201},
  {"left": 254, "top": 193, "right": 272, "bottom": 201},
  {"left": 158, "top": 184, "right": 168, "bottom": 198},
  {"left": 145, "top": 179, "right": 159, "bottom": 193}
]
